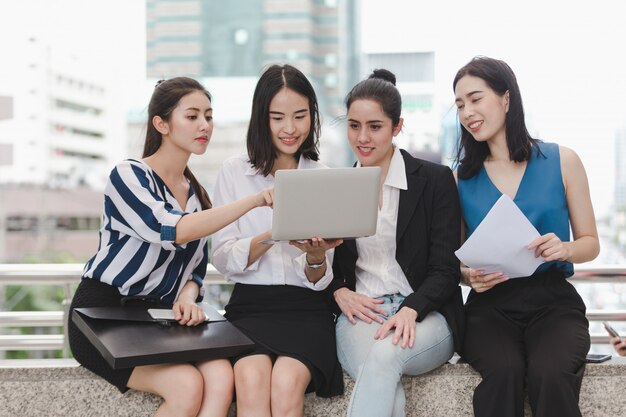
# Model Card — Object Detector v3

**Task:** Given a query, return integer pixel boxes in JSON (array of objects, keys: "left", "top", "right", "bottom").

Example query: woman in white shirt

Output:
[
  {"left": 211, "top": 64, "right": 344, "bottom": 417},
  {"left": 328, "top": 69, "right": 465, "bottom": 417}
]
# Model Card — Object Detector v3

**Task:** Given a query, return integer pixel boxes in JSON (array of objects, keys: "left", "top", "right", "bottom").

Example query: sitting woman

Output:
[
  {"left": 453, "top": 56, "right": 599, "bottom": 417},
  {"left": 328, "top": 69, "right": 465, "bottom": 417},
  {"left": 211, "top": 64, "right": 344, "bottom": 417},
  {"left": 68, "top": 77, "right": 272, "bottom": 417}
]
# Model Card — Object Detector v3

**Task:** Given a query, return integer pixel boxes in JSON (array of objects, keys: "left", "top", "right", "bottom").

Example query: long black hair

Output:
[
  {"left": 143, "top": 77, "right": 212, "bottom": 209},
  {"left": 247, "top": 64, "right": 321, "bottom": 176},
  {"left": 453, "top": 56, "right": 541, "bottom": 179}
]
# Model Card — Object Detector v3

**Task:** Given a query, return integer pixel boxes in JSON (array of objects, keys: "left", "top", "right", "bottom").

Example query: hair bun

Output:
[{"left": 369, "top": 69, "right": 396, "bottom": 86}]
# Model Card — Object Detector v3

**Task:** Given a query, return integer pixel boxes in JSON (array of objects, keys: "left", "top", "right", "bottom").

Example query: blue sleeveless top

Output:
[{"left": 458, "top": 142, "right": 573, "bottom": 277}]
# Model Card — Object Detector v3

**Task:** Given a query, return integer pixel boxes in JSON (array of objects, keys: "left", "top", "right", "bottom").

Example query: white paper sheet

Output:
[{"left": 455, "top": 194, "right": 545, "bottom": 278}]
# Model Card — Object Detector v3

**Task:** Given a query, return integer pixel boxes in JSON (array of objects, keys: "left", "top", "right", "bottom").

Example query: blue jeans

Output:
[{"left": 336, "top": 294, "right": 454, "bottom": 417}]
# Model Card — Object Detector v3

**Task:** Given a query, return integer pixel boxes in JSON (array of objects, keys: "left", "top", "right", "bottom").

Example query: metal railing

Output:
[
  {"left": 0, "top": 263, "right": 226, "bottom": 356},
  {"left": 1, "top": 263, "right": 625, "bottom": 355}
]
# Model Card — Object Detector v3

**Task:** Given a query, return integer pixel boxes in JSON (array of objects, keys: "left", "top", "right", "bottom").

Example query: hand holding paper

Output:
[{"left": 455, "top": 195, "right": 545, "bottom": 279}]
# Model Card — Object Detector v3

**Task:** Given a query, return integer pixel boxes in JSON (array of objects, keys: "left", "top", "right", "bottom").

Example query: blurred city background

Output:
[{"left": 1, "top": 0, "right": 625, "bottom": 359}]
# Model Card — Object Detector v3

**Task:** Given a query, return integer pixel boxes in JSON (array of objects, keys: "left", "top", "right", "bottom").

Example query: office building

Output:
[
  {"left": 363, "top": 51, "right": 440, "bottom": 162},
  {"left": 0, "top": 185, "right": 101, "bottom": 263},
  {"left": 0, "top": 36, "right": 121, "bottom": 189},
  {"left": 146, "top": 0, "right": 360, "bottom": 118},
  {"left": 0, "top": 35, "right": 123, "bottom": 262}
]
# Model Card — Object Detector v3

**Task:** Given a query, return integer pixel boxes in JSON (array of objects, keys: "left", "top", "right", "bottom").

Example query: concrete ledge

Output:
[{"left": 1, "top": 358, "right": 625, "bottom": 416}]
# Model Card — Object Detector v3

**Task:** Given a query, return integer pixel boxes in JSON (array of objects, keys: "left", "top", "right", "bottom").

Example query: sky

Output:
[
  {"left": 0, "top": 1, "right": 146, "bottom": 106},
  {"left": 1, "top": 0, "right": 625, "bottom": 216}
]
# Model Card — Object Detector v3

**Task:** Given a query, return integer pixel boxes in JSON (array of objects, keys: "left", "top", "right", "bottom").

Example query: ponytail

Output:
[{"left": 184, "top": 167, "right": 211, "bottom": 210}]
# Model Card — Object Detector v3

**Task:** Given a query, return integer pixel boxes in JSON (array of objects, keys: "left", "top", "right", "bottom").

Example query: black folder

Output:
[{"left": 72, "top": 306, "right": 254, "bottom": 369}]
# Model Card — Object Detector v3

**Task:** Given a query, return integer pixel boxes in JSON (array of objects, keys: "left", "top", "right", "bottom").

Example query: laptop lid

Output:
[{"left": 270, "top": 166, "right": 380, "bottom": 241}]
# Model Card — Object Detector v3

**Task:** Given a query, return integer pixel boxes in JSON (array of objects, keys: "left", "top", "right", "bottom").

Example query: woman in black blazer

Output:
[{"left": 328, "top": 69, "right": 464, "bottom": 417}]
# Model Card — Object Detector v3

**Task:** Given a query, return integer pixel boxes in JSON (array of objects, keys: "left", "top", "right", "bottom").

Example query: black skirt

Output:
[
  {"left": 67, "top": 279, "right": 169, "bottom": 393},
  {"left": 225, "top": 283, "right": 344, "bottom": 398}
]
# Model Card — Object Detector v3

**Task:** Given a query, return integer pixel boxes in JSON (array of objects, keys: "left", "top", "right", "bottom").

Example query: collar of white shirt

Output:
[{"left": 357, "top": 146, "right": 408, "bottom": 191}]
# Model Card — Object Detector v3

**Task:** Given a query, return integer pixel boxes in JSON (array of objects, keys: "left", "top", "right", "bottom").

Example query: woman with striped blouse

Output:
[{"left": 68, "top": 77, "right": 272, "bottom": 417}]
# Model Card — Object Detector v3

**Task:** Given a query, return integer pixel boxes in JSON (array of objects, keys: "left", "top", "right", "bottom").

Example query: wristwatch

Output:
[{"left": 306, "top": 256, "right": 326, "bottom": 269}]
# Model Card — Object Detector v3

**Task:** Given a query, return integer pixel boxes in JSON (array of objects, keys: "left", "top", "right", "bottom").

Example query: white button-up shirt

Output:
[
  {"left": 355, "top": 146, "right": 414, "bottom": 298},
  {"left": 211, "top": 154, "right": 333, "bottom": 290}
]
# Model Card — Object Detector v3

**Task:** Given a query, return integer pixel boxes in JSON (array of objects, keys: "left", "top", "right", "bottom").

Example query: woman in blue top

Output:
[
  {"left": 453, "top": 57, "right": 600, "bottom": 417},
  {"left": 68, "top": 77, "right": 272, "bottom": 417}
]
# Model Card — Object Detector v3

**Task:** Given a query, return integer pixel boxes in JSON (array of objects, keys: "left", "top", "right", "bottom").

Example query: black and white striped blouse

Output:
[{"left": 82, "top": 159, "right": 208, "bottom": 305}]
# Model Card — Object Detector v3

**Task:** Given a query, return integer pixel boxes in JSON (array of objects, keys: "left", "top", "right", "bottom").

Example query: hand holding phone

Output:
[{"left": 603, "top": 321, "right": 622, "bottom": 339}]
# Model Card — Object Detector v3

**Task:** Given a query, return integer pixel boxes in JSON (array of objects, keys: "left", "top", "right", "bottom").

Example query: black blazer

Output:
[{"left": 328, "top": 149, "right": 465, "bottom": 353}]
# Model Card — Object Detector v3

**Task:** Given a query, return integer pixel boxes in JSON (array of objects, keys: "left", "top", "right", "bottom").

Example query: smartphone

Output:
[
  {"left": 147, "top": 308, "right": 177, "bottom": 321},
  {"left": 585, "top": 353, "right": 612, "bottom": 363},
  {"left": 603, "top": 321, "right": 622, "bottom": 339},
  {"left": 147, "top": 308, "right": 209, "bottom": 322}
]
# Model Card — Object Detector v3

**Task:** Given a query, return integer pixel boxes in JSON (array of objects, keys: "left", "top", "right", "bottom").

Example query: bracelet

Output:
[{"left": 306, "top": 256, "right": 326, "bottom": 269}]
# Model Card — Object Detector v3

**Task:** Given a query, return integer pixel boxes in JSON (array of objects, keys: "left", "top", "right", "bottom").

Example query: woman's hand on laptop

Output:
[
  {"left": 255, "top": 187, "right": 274, "bottom": 208},
  {"left": 289, "top": 237, "right": 343, "bottom": 262},
  {"left": 333, "top": 287, "right": 387, "bottom": 325},
  {"left": 290, "top": 238, "right": 342, "bottom": 283}
]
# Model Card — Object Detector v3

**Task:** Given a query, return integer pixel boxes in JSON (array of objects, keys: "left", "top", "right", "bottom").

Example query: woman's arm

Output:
[
  {"left": 328, "top": 244, "right": 387, "bottom": 323},
  {"left": 107, "top": 160, "right": 271, "bottom": 248},
  {"left": 246, "top": 231, "right": 274, "bottom": 267},
  {"left": 528, "top": 146, "right": 600, "bottom": 263},
  {"left": 174, "top": 190, "right": 272, "bottom": 245},
  {"left": 290, "top": 238, "right": 343, "bottom": 285},
  {"left": 211, "top": 160, "right": 273, "bottom": 276},
  {"left": 561, "top": 146, "right": 600, "bottom": 262}
]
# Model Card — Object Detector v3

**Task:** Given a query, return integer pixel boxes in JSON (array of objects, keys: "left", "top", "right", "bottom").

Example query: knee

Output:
[
  {"left": 235, "top": 362, "right": 270, "bottom": 401},
  {"left": 271, "top": 371, "right": 306, "bottom": 398},
  {"left": 162, "top": 366, "right": 204, "bottom": 417},
  {"left": 366, "top": 341, "right": 401, "bottom": 371},
  {"left": 201, "top": 361, "right": 234, "bottom": 399},
  {"left": 481, "top": 356, "right": 525, "bottom": 384},
  {"left": 527, "top": 357, "right": 582, "bottom": 387},
  {"left": 270, "top": 372, "right": 307, "bottom": 411}
]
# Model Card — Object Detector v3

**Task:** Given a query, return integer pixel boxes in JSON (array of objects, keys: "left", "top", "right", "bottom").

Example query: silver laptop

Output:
[{"left": 269, "top": 167, "right": 380, "bottom": 241}]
